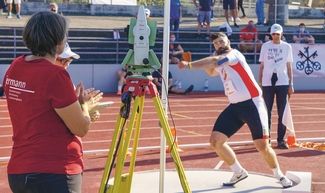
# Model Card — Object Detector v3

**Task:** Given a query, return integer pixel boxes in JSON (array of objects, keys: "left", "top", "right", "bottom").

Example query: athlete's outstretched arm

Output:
[{"left": 178, "top": 56, "right": 223, "bottom": 76}]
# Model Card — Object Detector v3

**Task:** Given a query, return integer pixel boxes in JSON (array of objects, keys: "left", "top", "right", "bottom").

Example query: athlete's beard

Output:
[{"left": 216, "top": 46, "right": 231, "bottom": 55}]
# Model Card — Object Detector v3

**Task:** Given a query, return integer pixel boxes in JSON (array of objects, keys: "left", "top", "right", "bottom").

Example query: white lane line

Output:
[
  {"left": 293, "top": 105, "right": 325, "bottom": 110},
  {"left": 1, "top": 137, "right": 325, "bottom": 162},
  {"left": 2, "top": 111, "right": 325, "bottom": 119},
  {"left": 0, "top": 135, "right": 12, "bottom": 138},
  {"left": 0, "top": 146, "right": 12, "bottom": 149},
  {"left": 0, "top": 156, "right": 10, "bottom": 162},
  {"left": 1, "top": 110, "right": 325, "bottom": 120},
  {"left": 1, "top": 116, "right": 325, "bottom": 129},
  {"left": 0, "top": 125, "right": 12, "bottom": 128},
  {"left": 177, "top": 128, "right": 204, "bottom": 136},
  {"left": 170, "top": 113, "right": 192, "bottom": 119},
  {"left": 1, "top": 129, "right": 325, "bottom": 138},
  {"left": 84, "top": 119, "right": 325, "bottom": 125},
  {"left": 82, "top": 134, "right": 205, "bottom": 144},
  {"left": 312, "top": 181, "right": 325, "bottom": 185},
  {"left": 214, "top": 161, "right": 224, "bottom": 170}
]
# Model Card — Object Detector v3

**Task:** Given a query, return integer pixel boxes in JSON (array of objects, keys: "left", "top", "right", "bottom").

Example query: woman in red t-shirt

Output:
[{"left": 3, "top": 11, "right": 102, "bottom": 193}]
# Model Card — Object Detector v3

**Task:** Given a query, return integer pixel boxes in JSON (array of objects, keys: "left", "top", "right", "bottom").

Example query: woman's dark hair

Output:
[
  {"left": 210, "top": 32, "right": 228, "bottom": 41},
  {"left": 23, "top": 11, "right": 67, "bottom": 57}
]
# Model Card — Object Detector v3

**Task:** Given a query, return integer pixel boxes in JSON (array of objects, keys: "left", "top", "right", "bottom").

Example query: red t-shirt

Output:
[
  {"left": 3, "top": 56, "right": 82, "bottom": 174},
  {"left": 240, "top": 27, "right": 258, "bottom": 41}
]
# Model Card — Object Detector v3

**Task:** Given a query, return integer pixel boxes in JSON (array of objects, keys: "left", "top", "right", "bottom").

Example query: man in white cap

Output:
[
  {"left": 144, "top": 8, "right": 150, "bottom": 17},
  {"left": 49, "top": 2, "right": 59, "bottom": 14},
  {"left": 258, "top": 23, "right": 294, "bottom": 149},
  {"left": 56, "top": 43, "right": 80, "bottom": 69},
  {"left": 56, "top": 43, "right": 102, "bottom": 122}
]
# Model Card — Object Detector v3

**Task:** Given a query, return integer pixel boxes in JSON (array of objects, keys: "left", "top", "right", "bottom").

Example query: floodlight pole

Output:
[{"left": 160, "top": 0, "right": 171, "bottom": 193}]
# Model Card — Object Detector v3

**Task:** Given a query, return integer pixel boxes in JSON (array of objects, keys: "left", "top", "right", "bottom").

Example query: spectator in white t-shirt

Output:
[{"left": 258, "top": 24, "right": 294, "bottom": 149}]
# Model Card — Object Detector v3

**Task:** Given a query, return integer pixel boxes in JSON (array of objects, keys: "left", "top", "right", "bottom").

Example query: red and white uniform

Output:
[
  {"left": 214, "top": 49, "right": 269, "bottom": 138},
  {"left": 216, "top": 49, "right": 261, "bottom": 104},
  {"left": 3, "top": 56, "right": 82, "bottom": 175}
]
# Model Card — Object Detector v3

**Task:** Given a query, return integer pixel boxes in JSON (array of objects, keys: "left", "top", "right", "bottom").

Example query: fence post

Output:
[{"left": 13, "top": 28, "right": 17, "bottom": 58}]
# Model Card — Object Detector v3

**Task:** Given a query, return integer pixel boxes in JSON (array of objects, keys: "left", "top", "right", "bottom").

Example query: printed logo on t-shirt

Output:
[
  {"left": 267, "top": 48, "right": 283, "bottom": 62},
  {"left": 5, "top": 77, "right": 34, "bottom": 102}
]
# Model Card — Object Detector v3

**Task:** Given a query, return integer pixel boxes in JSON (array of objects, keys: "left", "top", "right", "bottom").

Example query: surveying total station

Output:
[{"left": 98, "top": 6, "right": 191, "bottom": 193}]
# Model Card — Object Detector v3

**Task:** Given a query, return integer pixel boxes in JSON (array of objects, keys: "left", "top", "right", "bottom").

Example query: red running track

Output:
[{"left": 1, "top": 92, "right": 325, "bottom": 193}]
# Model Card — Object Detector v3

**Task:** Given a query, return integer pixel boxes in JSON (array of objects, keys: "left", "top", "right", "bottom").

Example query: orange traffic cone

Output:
[
  {"left": 167, "top": 127, "right": 183, "bottom": 153},
  {"left": 287, "top": 134, "right": 299, "bottom": 148},
  {"left": 283, "top": 100, "right": 299, "bottom": 148}
]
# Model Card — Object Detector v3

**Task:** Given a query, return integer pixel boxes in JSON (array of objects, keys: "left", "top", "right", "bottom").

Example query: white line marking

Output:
[
  {"left": 312, "top": 181, "right": 325, "bottom": 185},
  {"left": 1, "top": 138, "right": 325, "bottom": 162},
  {"left": 0, "top": 156, "right": 10, "bottom": 162},
  {"left": 0, "top": 125, "right": 12, "bottom": 128},
  {"left": 1, "top": 129, "right": 325, "bottom": 138},
  {"left": 75, "top": 118, "right": 325, "bottom": 125},
  {"left": 0, "top": 146, "right": 12, "bottom": 149},
  {"left": 0, "top": 135, "right": 12, "bottom": 138},
  {"left": 293, "top": 105, "right": 325, "bottom": 110},
  {"left": 171, "top": 113, "right": 192, "bottom": 119},
  {"left": 1, "top": 115, "right": 325, "bottom": 129},
  {"left": 214, "top": 161, "right": 224, "bottom": 170}
]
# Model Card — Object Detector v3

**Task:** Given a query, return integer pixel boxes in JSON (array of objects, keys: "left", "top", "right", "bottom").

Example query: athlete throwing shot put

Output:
[{"left": 177, "top": 32, "right": 293, "bottom": 188}]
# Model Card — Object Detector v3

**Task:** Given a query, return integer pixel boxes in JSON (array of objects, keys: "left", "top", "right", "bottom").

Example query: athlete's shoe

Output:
[
  {"left": 280, "top": 176, "right": 293, "bottom": 188},
  {"left": 223, "top": 169, "right": 248, "bottom": 186},
  {"left": 277, "top": 141, "right": 289, "bottom": 149}
]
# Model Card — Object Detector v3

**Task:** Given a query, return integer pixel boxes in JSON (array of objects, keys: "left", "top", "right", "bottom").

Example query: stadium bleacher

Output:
[{"left": 1, "top": 20, "right": 325, "bottom": 66}]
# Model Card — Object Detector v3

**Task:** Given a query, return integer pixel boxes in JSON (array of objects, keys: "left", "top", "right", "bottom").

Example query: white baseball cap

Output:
[
  {"left": 59, "top": 43, "right": 80, "bottom": 59},
  {"left": 144, "top": 8, "right": 151, "bottom": 17},
  {"left": 270, "top": 23, "right": 283, "bottom": 34}
]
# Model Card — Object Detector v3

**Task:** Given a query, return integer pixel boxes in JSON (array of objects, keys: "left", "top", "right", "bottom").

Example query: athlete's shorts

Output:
[
  {"left": 6, "top": 0, "right": 21, "bottom": 4},
  {"left": 197, "top": 11, "right": 211, "bottom": 24},
  {"left": 213, "top": 98, "right": 269, "bottom": 140},
  {"left": 223, "top": 0, "right": 236, "bottom": 10}
]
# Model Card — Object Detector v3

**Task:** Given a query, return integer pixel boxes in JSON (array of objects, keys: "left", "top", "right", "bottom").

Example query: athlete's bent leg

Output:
[
  {"left": 210, "top": 131, "right": 236, "bottom": 165},
  {"left": 254, "top": 138, "right": 293, "bottom": 188},
  {"left": 210, "top": 131, "right": 248, "bottom": 186},
  {"left": 254, "top": 138, "right": 278, "bottom": 168}
]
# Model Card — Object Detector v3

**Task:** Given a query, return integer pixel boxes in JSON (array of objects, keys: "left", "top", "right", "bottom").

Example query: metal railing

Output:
[{"left": 1, "top": 27, "right": 325, "bottom": 66}]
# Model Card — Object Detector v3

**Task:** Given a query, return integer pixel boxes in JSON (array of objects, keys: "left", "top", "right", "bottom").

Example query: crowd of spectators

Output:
[
  {"left": 1, "top": 1, "right": 319, "bottom": 96},
  {"left": 238, "top": 20, "right": 262, "bottom": 53}
]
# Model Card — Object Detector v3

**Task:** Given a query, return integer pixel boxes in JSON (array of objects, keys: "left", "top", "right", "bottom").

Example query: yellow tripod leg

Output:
[
  {"left": 109, "top": 96, "right": 143, "bottom": 193},
  {"left": 152, "top": 95, "right": 191, "bottom": 193},
  {"left": 98, "top": 113, "right": 126, "bottom": 193},
  {"left": 120, "top": 95, "right": 145, "bottom": 193}
]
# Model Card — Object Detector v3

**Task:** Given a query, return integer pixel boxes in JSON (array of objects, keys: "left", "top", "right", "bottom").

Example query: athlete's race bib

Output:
[{"left": 224, "top": 80, "right": 236, "bottom": 96}]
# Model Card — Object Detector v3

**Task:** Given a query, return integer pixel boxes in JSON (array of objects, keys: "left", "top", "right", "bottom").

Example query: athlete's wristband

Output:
[{"left": 188, "top": 62, "right": 192, "bottom": 69}]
